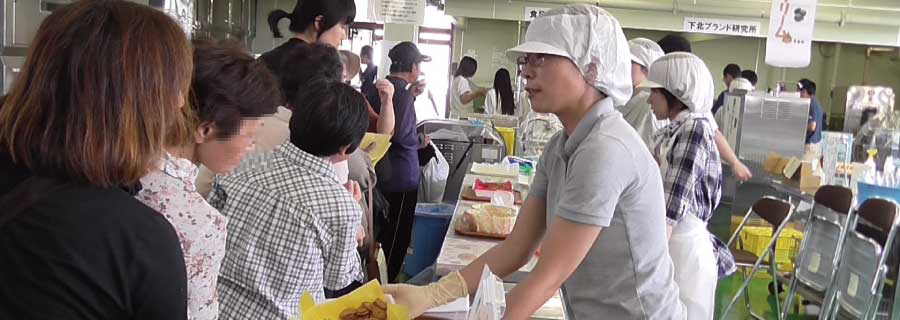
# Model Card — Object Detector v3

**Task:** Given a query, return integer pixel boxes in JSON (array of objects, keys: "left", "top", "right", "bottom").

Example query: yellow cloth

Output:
[{"left": 361, "top": 133, "right": 392, "bottom": 165}]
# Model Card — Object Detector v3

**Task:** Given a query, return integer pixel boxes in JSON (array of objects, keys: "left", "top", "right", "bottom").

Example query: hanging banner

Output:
[
  {"left": 765, "top": 0, "right": 818, "bottom": 68},
  {"left": 524, "top": 7, "right": 550, "bottom": 21},
  {"left": 373, "top": 0, "right": 425, "bottom": 25},
  {"left": 683, "top": 17, "right": 761, "bottom": 37}
]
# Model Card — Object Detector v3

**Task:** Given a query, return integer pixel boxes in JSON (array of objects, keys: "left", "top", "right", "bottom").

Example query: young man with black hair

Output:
[
  {"left": 209, "top": 81, "right": 370, "bottom": 319},
  {"left": 372, "top": 41, "right": 431, "bottom": 283},
  {"left": 712, "top": 63, "right": 742, "bottom": 114},
  {"left": 360, "top": 45, "right": 378, "bottom": 101},
  {"left": 799, "top": 79, "right": 825, "bottom": 162},
  {"left": 657, "top": 34, "right": 692, "bottom": 53},
  {"left": 741, "top": 69, "right": 758, "bottom": 87}
]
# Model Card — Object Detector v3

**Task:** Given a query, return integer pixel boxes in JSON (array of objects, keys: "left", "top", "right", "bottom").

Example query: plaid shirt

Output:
[
  {"left": 653, "top": 113, "right": 736, "bottom": 278},
  {"left": 208, "top": 142, "right": 364, "bottom": 320}
]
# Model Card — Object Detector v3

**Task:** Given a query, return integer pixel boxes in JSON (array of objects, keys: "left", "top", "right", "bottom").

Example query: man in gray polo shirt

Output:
[{"left": 385, "top": 5, "right": 685, "bottom": 319}]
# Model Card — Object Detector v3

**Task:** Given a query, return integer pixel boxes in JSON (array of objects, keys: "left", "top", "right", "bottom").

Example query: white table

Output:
[
  {"left": 433, "top": 174, "right": 537, "bottom": 278},
  {"left": 420, "top": 282, "right": 567, "bottom": 320},
  {"left": 424, "top": 173, "right": 569, "bottom": 319}
]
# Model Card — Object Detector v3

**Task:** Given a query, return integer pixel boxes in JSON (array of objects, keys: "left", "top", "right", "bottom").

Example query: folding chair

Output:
[
  {"left": 823, "top": 198, "right": 899, "bottom": 319},
  {"left": 722, "top": 197, "right": 795, "bottom": 319},
  {"left": 781, "top": 186, "right": 855, "bottom": 318}
]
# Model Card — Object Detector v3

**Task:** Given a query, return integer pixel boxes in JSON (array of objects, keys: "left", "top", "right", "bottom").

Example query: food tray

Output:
[
  {"left": 470, "top": 162, "right": 519, "bottom": 178},
  {"left": 461, "top": 186, "right": 522, "bottom": 204},
  {"left": 454, "top": 220, "right": 508, "bottom": 240}
]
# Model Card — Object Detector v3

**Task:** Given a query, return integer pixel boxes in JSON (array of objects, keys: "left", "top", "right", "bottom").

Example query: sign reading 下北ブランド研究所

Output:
[{"left": 683, "top": 17, "right": 761, "bottom": 37}]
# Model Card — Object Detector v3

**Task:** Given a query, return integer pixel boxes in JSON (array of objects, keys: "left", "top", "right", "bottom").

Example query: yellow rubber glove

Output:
[{"left": 382, "top": 271, "right": 469, "bottom": 318}]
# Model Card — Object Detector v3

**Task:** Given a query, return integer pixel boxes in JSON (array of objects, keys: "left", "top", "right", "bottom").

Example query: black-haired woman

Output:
[
  {"left": 484, "top": 68, "right": 516, "bottom": 116},
  {"left": 260, "top": 0, "right": 355, "bottom": 91},
  {"left": 449, "top": 56, "right": 488, "bottom": 118}
]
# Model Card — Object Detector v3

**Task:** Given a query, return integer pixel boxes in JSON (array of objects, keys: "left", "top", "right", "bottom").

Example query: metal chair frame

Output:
[
  {"left": 822, "top": 198, "right": 899, "bottom": 319},
  {"left": 781, "top": 185, "right": 855, "bottom": 318},
  {"left": 722, "top": 196, "right": 795, "bottom": 319}
]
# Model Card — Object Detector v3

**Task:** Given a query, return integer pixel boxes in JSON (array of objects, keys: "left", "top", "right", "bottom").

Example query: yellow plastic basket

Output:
[{"left": 730, "top": 221, "right": 804, "bottom": 272}]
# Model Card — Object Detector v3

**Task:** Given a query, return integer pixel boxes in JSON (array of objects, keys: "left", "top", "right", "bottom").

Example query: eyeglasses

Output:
[{"left": 516, "top": 54, "right": 546, "bottom": 67}]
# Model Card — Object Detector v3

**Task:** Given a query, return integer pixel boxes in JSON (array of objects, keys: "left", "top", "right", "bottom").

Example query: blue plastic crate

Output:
[
  {"left": 857, "top": 182, "right": 900, "bottom": 205},
  {"left": 403, "top": 203, "right": 455, "bottom": 277}
]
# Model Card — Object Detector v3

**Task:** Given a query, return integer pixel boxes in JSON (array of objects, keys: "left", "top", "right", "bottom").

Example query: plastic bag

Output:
[
  {"left": 298, "top": 280, "right": 409, "bottom": 320},
  {"left": 418, "top": 143, "right": 449, "bottom": 203},
  {"left": 467, "top": 266, "right": 506, "bottom": 320}
]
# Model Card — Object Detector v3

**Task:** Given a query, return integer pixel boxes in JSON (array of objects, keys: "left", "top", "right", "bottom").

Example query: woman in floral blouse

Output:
[{"left": 136, "top": 39, "right": 281, "bottom": 320}]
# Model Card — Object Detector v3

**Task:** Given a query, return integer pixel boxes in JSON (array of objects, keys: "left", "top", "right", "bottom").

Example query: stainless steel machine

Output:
[
  {"left": 720, "top": 92, "right": 811, "bottom": 165},
  {"left": 0, "top": 0, "right": 62, "bottom": 94},
  {"left": 833, "top": 86, "right": 895, "bottom": 134},
  {"left": 190, "top": 0, "right": 258, "bottom": 48},
  {"left": 149, "top": 0, "right": 195, "bottom": 34},
  {"left": 718, "top": 91, "right": 812, "bottom": 219},
  {"left": 417, "top": 119, "right": 508, "bottom": 203},
  {"left": 0, "top": 0, "right": 258, "bottom": 94}
]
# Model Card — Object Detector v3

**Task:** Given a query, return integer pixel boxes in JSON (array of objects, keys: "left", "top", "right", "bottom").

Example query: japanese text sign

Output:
[{"left": 683, "top": 17, "right": 761, "bottom": 37}]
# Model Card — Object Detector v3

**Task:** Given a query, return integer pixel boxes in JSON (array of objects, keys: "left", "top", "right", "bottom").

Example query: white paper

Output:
[
  {"left": 333, "top": 160, "right": 349, "bottom": 185},
  {"left": 490, "top": 191, "right": 515, "bottom": 207},
  {"left": 847, "top": 273, "right": 859, "bottom": 297},
  {"left": 427, "top": 296, "right": 469, "bottom": 313},
  {"left": 481, "top": 148, "right": 499, "bottom": 161},
  {"left": 376, "top": 40, "right": 399, "bottom": 81},
  {"left": 467, "top": 266, "right": 505, "bottom": 320},
  {"left": 796, "top": 200, "right": 814, "bottom": 214},
  {"left": 372, "top": 0, "right": 425, "bottom": 25},
  {"left": 765, "top": 0, "right": 818, "bottom": 68},
  {"left": 807, "top": 252, "right": 821, "bottom": 273}
]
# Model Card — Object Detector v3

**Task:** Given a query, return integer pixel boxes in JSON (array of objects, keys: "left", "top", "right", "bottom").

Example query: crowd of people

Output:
[{"left": 0, "top": 0, "right": 818, "bottom": 319}]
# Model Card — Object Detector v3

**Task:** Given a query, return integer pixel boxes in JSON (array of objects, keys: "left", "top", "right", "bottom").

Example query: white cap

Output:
[
  {"left": 729, "top": 77, "right": 754, "bottom": 92},
  {"left": 628, "top": 38, "right": 664, "bottom": 68},
  {"left": 637, "top": 52, "right": 715, "bottom": 113},
  {"left": 507, "top": 4, "right": 632, "bottom": 107}
]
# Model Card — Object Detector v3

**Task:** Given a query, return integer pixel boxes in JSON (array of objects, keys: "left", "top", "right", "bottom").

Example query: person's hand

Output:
[
  {"left": 733, "top": 161, "right": 753, "bottom": 181},
  {"left": 383, "top": 271, "right": 468, "bottom": 318},
  {"left": 410, "top": 80, "right": 427, "bottom": 97},
  {"left": 362, "top": 141, "right": 376, "bottom": 154},
  {"left": 344, "top": 181, "right": 362, "bottom": 203},
  {"left": 356, "top": 225, "right": 366, "bottom": 248},
  {"left": 423, "top": 135, "right": 432, "bottom": 147},
  {"left": 376, "top": 79, "right": 394, "bottom": 101}
]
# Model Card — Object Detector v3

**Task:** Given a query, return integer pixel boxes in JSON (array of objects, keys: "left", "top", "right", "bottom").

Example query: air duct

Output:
[{"left": 507, "top": 0, "right": 900, "bottom": 28}]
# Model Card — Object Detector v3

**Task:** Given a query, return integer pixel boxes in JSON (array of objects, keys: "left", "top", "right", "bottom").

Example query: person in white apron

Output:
[{"left": 639, "top": 52, "right": 737, "bottom": 320}]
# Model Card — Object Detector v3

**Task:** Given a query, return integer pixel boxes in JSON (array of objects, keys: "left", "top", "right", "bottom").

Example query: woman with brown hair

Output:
[
  {"left": 0, "top": 1, "right": 193, "bottom": 319},
  {"left": 135, "top": 38, "right": 280, "bottom": 320}
]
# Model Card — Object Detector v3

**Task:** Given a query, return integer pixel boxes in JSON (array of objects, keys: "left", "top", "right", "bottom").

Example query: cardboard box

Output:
[
  {"left": 799, "top": 161, "right": 822, "bottom": 192},
  {"left": 764, "top": 154, "right": 783, "bottom": 174},
  {"left": 783, "top": 157, "right": 802, "bottom": 179}
]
